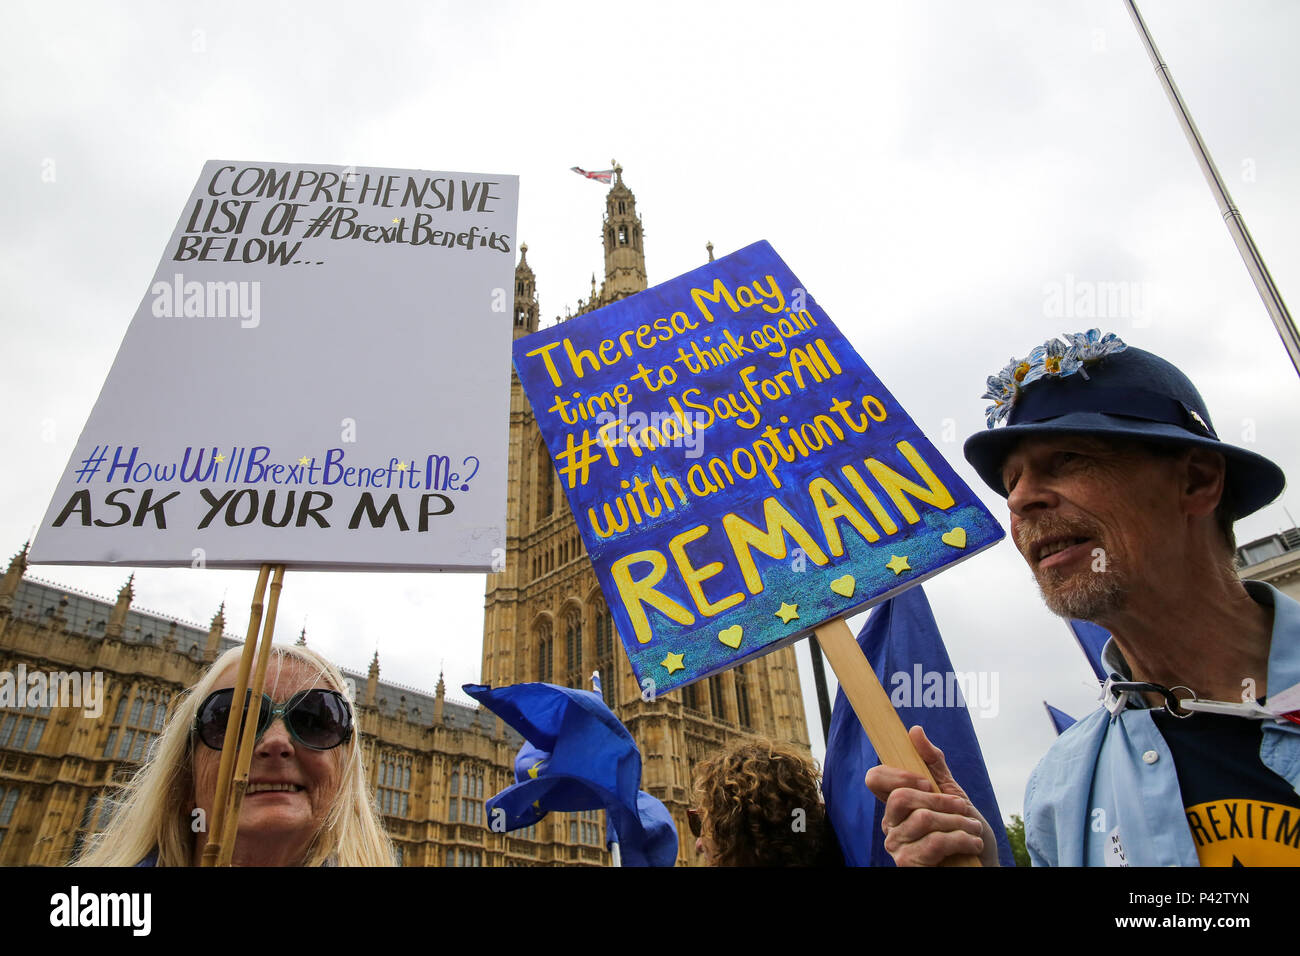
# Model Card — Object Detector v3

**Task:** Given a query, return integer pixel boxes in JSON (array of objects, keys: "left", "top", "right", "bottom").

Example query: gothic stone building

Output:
[{"left": 0, "top": 549, "right": 615, "bottom": 867}]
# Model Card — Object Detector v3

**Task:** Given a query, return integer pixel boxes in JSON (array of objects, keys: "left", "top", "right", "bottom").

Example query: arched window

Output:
[
  {"left": 709, "top": 675, "right": 727, "bottom": 721},
  {"left": 378, "top": 750, "right": 412, "bottom": 817},
  {"left": 618, "top": 225, "right": 627, "bottom": 245},
  {"left": 589, "top": 598, "right": 615, "bottom": 706},
  {"left": 536, "top": 620, "right": 553, "bottom": 681},
  {"left": 594, "top": 601, "right": 614, "bottom": 658},
  {"left": 98, "top": 684, "right": 169, "bottom": 762},
  {"left": 564, "top": 606, "right": 582, "bottom": 673},
  {"left": 735, "top": 665, "right": 752, "bottom": 730}
]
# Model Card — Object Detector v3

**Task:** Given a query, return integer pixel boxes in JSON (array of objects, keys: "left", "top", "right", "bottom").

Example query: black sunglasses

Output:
[
  {"left": 687, "top": 808, "right": 703, "bottom": 839},
  {"left": 193, "top": 687, "right": 353, "bottom": 751}
]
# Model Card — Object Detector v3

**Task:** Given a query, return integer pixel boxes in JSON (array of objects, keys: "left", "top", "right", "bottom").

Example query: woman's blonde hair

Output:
[{"left": 75, "top": 643, "right": 395, "bottom": 866}]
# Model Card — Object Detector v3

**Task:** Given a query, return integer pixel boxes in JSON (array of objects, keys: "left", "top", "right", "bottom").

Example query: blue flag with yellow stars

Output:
[
  {"left": 464, "top": 681, "right": 678, "bottom": 867},
  {"left": 821, "top": 585, "right": 1014, "bottom": 867}
]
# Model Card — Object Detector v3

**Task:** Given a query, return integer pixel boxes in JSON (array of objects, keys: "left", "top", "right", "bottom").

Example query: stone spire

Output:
[
  {"left": 295, "top": 625, "right": 307, "bottom": 647},
  {"left": 706, "top": 240, "right": 714, "bottom": 262},
  {"left": 513, "top": 242, "right": 539, "bottom": 338},
  {"left": 204, "top": 602, "right": 225, "bottom": 662},
  {"left": 105, "top": 574, "right": 134, "bottom": 640},
  {"left": 433, "top": 667, "right": 445, "bottom": 723},
  {"left": 600, "top": 161, "right": 647, "bottom": 303},
  {"left": 365, "top": 650, "right": 380, "bottom": 707},
  {"left": 0, "top": 541, "right": 28, "bottom": 617}
]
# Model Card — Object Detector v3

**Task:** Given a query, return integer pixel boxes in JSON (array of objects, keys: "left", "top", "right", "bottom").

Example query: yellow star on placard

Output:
[
  {"left": 661, "top": 651, "right": 685, "bottom": 674},
  {"left": 396, "top": 461, "right": 408, "bottom": 471},
  {"left": 774, "top": 602, "right": 799, "bottom": 624},
  {"left": 298, "top": 456, "right": 310, "bottom": 466},
  {"left": 392, "top": 217, "right": 401, "bottom": 224},
  {"left": 213, "top": 453, "right": 225, "bottom": 463},
  {"left": 886, "top": 555, "right": 911, "bottom": 575}
]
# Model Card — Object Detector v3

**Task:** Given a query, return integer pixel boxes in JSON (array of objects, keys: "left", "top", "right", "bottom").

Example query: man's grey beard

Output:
[
  {"left": 1034, "top": 563, "right": 1127, "bottom": 620},
  {"left": 1014, "top": 514, "right": 1127, "bottom": 621}
]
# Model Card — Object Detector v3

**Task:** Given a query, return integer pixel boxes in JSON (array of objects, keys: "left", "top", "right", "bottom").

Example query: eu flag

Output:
[
  {"left": 1067, "top": 619, "right": 1110, "bottom": 681},
  {"left": 1043, "top": 701, "right": 1077, "bottom": 735},
  {"left": 821, "top": 586, "right": 1014, "bottom": 866},
  {"left": 605, "top": 790, "right": 679, "bottom": 868},
  {"left": 464, "top": 681, "right": 678, "bottom": 867}
]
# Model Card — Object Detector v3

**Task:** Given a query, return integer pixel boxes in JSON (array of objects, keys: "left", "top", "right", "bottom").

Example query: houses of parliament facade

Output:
[{"left": 0, "top": 168, "right": 812, "bottom": 867}]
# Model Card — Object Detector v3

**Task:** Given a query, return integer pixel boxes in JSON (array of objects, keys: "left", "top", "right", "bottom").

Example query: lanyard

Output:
[{"left": 1101, "top": 677, "right": 1300, "bottom": 724}]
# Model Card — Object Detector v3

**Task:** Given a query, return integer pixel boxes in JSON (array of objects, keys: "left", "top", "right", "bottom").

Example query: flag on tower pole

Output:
[{"left": 570, "top": 166, "right": 615, "bottom": 184}]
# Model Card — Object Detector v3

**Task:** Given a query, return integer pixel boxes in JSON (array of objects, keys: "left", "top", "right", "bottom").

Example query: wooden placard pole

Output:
[
  {"left": 216, "top": 563, "right": 286, "bottom": 866},
  {"left": 814, "top": 616, "right": 981, "bottom": 867},
  {"left": 200, "top": 563, "right": 271, "bottom": 867}
]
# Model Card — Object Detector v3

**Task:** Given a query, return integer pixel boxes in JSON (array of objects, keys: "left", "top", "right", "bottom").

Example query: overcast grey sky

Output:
[{"left": 3, "top": 0, "right": 1298, "bottom": 820}]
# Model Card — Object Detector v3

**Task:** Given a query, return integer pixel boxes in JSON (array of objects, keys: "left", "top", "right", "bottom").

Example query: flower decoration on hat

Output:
[
  {"left": 1021, "top": 338, "right": 1069, "bottom": 387},
  {"left": 1060, "top": 329, "right": 1126, "bottom": 380},
  {"left": 982, "top": 328, "right": 1127, "bottom": 428},
  {"left": 980, "top": 359, "right": 1022, "bottom": 428}
]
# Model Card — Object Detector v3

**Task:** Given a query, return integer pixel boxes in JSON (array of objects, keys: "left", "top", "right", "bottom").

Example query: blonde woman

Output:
[{"left": 76, "top": 644, "right": 394, "bottom": 866}]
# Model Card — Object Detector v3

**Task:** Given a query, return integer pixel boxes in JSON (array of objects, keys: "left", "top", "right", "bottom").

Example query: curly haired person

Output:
[{"left": 691, "top": 738, "right": 843, "bottom": 866}]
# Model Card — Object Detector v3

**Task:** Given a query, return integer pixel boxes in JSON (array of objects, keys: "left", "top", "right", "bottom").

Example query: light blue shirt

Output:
[{"left": 1024, "top": 581, "right": 1300, "bottom": 866}]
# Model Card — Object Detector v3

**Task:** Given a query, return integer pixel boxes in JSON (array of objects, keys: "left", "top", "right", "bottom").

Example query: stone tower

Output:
[
  {"left": 480, "top": 167, "right": 812, "bottom": 866},
  {"left": 599, "top": 163, "right": 647, "bottom": 303}
]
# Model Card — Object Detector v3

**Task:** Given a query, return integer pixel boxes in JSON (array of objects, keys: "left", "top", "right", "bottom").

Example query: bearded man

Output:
[{"left": 865, "top": 332, "right": 1300, "bottom": 866}]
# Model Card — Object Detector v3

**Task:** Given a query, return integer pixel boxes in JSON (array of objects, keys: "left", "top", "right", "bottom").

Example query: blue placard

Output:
[{"left": 513, "top": 241, "right": 1003, "bottom": 693}]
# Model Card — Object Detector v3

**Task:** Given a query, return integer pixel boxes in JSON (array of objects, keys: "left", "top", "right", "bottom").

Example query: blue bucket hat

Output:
[{"left": 962, "top": 330, "right": 1285, "bottom": 519}]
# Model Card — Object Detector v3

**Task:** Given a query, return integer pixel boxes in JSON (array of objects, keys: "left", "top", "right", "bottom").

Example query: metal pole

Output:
[
  {"left": 1125, "top": 0, "right": 1300, "bottom": 378},
  {"left": 807, "top": 635, "right": 833, "bottom": 746}
]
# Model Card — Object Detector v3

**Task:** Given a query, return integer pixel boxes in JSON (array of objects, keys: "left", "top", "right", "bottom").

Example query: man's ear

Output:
[{"left": 1180, "top": 448, "right": 1227, "bottom": 519}]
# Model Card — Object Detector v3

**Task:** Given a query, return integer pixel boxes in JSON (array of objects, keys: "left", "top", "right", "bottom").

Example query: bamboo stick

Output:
[
  {"left": 216, "top": 564, "right": 285, "bottom": 867},
  {"left": 200, "top": 564, "right": 270, "bottom": 867}
]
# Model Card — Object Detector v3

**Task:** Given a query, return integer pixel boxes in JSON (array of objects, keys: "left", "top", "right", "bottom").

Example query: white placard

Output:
[{"left": 31, "top": 160, "right": 519, "bottom": 572}]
